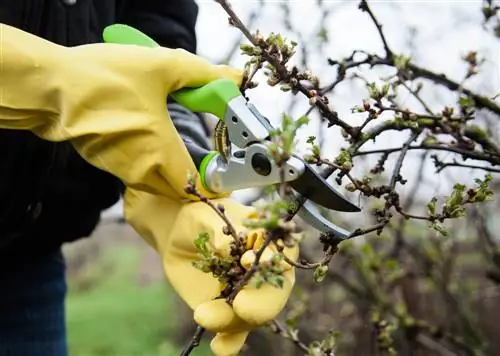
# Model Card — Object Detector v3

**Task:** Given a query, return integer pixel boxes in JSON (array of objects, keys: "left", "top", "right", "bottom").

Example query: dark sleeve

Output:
[
  {"left": 116, "top": 0, "right": 199, "bottom": 53},
  {"left": 116, "top": 0, "right": 211, "bottom": 155}
]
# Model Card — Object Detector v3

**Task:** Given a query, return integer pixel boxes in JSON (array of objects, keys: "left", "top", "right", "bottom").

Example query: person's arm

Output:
[
  {"left": 117, "top": 0, "right": 199, "bottom": 53},
  {"left": 0, "top": 23, "right": 241, "bottom": 200},
  {"left": 117, "top": 0, "right": 212, "bottom": 151}
]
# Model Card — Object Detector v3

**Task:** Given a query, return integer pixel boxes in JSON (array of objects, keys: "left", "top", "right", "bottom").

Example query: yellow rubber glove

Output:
[
  {"left": 0, "top": 23, "right": 298, "bottom": 355},
  {"left": 124, "top": 188, "right": 299, "bottom": 356},
  {"left": 0, "top": 23, "right": 242, "bottom": 200}
]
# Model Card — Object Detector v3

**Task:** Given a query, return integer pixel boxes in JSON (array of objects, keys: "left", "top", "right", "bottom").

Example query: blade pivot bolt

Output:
[{"left": 251, "top": 153, "right": 272, "bottom": 176}]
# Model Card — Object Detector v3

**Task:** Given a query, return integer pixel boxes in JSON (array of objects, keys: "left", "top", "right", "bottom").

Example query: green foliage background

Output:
[{"left": 64, "top": 238, "right": 211, "bottom": 356}]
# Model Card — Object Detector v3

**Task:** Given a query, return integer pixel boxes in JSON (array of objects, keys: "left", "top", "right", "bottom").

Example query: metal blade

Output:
[
  {"left": 289, "top": 156, "right": 361, "bottom": 212},
  {"left": 295, "top": 198, "right": 352, "bottom": 239},
  {"left": 280, "top": 190, "right": 354, "bottom": 239}
]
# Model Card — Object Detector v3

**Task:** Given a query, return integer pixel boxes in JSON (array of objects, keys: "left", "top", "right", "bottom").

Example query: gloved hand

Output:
[
  {"left": 0, "top": 23, "right": 298, "bottom": 355},
  {"left": 124, "top": 188, "right": 299, "bottom": 356},
  {"left": 0, "top": 23, "right": 241, "bottom": 200}
]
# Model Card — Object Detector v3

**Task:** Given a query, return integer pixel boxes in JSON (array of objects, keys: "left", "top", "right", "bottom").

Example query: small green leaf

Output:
[
  {"left": 306, "top": 136, "right": 316, "bottom": 144},
  {"left": 422, "top": 135, "right": 438, "bottom": 146},
  {"left": 296, "top": 115, "right": 310, "bottom": 127},
  {"left": 471, "top": 173, "right": 494, "bottom": 202},
  {"left": 458, "top": 96, "right": 475, "bottom": 109},
  {"left": 312, "top": 145, "right": 321, "bottom": 157},
  {"left": 430, "top": 222, "right": 448, "bottom": 236},
  {"left": 394, "top": 54, "right": 411, "bottom": 70},
  {"left": 443, "top": 183, "right": 466, "bottom": 216},
  {"left": 313, "top": 265, "right": 329, "bottom": 283},
  {"left": 467, "top": 124, "right": 488, "bottom": 140},
  {"left": 317, "top": 28, "right": 328, "bottom": 41},
  {"left": 193, "top": 232, "right": 211, "bottom": 257},
  {"left": 239, "top": 43, "right": 261, "bottom": 56},
  {"left": 381, "top": 83, "right": 390, "bottom": 97},
  {"left": 427, "top": 197, "right": 437, "bottom": 215},
  {"left": 385, "top": 259, "right": 399, "bottom": 271},
  {"left": 361, "top": 243, "right": 374, "bottom": 256}
]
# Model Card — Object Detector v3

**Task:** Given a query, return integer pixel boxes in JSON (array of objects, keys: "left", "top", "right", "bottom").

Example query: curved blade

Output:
[
  {"left": 289, "top": 156, "right": 360, "bottom": 212},
  {"left": 296, "top": 198, "right": 352, "bottom": 239},
  {"left": 281, "top": 191, "right": 352, "bottom": 239}
]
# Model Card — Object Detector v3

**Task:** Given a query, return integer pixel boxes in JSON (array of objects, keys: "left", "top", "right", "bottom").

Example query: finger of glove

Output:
[
  {"left": 239, "top": 248, "right": 284, "bottom": 271},
  {"left": 240, "top": 245, "right": 299, "bottom": 272},
  {"left": 156, "top": 48, "right": 243, "bottom": 93},
  {"left": 210, "top": 331, "right": 249, "bottom": 356},
  {"left": 244, "top": 228, "right": 266, "bottom": 250},
  {"left": 212, "top": 232, "right": 235, "bottom": 260},
  {"left": 246, "top": 229, "right": 300, "bottom": 261},
  {"left": 209, "top": 200, "right": 258, "bottom": 258},
  {"left": 162, "top": 257, "right": 222, "bottom": 310},
  {"left": 194, "top": 299, "right": 251, "bottom": 333},
  {"left": 167, "top": 199, "right": 248, "bottom": 259},
  {"left": 233, "top": 269, "right": 295, "bottom": 326}
]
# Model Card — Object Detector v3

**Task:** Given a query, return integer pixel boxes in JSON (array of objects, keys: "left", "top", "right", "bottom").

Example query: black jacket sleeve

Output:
[
  {"left": 116, "top": 0, "right": 199, "bottom": 53},
  {"left": 116, "top": 0, "right": 211, "bottom": 153}
]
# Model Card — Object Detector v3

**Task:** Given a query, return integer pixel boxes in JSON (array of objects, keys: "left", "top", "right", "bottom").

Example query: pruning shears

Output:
[{"left": 102, "top": 24, "right": 362, "bottom": 239}]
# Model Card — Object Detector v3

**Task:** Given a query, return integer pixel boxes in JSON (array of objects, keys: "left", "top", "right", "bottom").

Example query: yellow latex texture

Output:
[
  {"left": 124, "top": 188, "right": 299, "bottom": 356},
  {"left": 0, "top": 23, "right": 242, "bottom": 200}
]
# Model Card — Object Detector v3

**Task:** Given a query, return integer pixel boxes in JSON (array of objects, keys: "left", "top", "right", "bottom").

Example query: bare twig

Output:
[
  {"left": 270, "top": 320, "right": 310, "bottom": 353},
  {"left": 179, "top": 326, "right": 206, "bottom": 356},
  {"left": 226, "top": 232, "right": 273, "bottom": 304},
  {"left": 359, "top": 0, "right": 393, "bottom": 58},
  {"left": 435, "top": 160, "right": 500, "bottom": 173},
  {"left": 353, "top": 144, "right": 500, "bottom": 165},
  {"left": 185, "top": 181, "right": 242, "bottom": 249}
]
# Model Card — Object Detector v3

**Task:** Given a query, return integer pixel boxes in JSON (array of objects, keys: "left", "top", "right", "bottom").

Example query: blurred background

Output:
[{"left": 64, "top": 1, "right": 500, "bottom": 355}]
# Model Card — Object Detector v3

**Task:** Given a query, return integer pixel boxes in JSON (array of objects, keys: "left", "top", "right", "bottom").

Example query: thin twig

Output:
[
  {"left": 390, "top": 131, "right": 420, "bottom": 188},
  {"left": 270, "top": 320, "right": 310, "bottom": 353},
  {"left": 436, "top": 160, "right": 500, "bottom": 173},
  {"left": 185, "top": 184, "right": 242, "bottom": 249},
  {"left": 226, "top": 232, "right": 273, "bottom": 303},
  {"left": 359, "top": 0, "right": 393, "bottom": 58},
  {"left": 353, "top": 144, "right": 500, "bottom": 164},
  {"left": 279, "top": 243, "right": 338, "bottom": 269},
  {"left": 180, "top": 326, "right": 206, "bottom": 356}
]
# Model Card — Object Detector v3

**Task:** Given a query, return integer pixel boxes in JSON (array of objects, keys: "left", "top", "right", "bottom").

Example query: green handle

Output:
[{"left": 102, "top": 24, "right": 241, "bottom": 120}]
